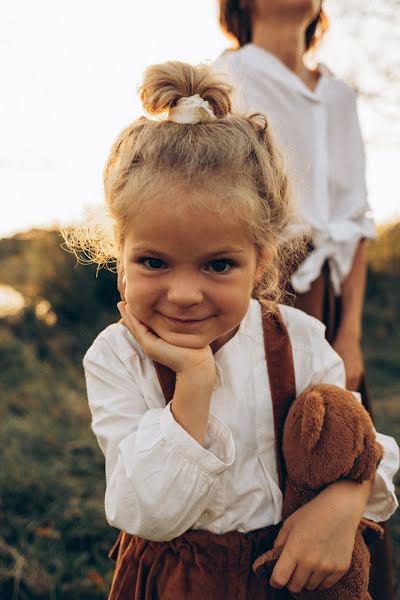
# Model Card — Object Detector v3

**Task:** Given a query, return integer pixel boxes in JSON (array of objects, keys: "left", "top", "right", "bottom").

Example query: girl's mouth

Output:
[{"left": 159, "top": 313, "right": 211, "bottom": 328}]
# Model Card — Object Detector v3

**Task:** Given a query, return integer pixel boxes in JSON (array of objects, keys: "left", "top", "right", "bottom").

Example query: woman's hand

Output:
[
  {"left": 332, "top": 333, "right": 364, "bottom": 391},
  {"left": 270, "top": 480, "right": 372, "bottom": 594},
  {"left": 117, "top": 301, "right": 216, "bottom": 381}
]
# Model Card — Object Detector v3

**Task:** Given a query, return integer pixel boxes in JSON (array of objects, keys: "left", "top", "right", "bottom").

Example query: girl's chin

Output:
[{"left": 158, "top": 330, "right": 213, "bottom": 349}]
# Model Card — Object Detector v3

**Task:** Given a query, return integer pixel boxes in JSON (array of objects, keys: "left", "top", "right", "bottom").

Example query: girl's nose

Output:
[{"left": 166, "top": 278, "right": 204, "bottom": 307}]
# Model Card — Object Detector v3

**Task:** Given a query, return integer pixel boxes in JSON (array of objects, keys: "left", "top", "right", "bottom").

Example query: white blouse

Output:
[
  {"left": 83, "top": 300, "right": 398, "bottom": 542},
  {"left": 215, "top": 44, "right": 376, "bottom": 294}
]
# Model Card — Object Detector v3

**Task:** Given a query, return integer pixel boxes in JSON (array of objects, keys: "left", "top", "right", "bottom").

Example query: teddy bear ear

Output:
[
  {"left": 300, "top": 390, "right": 326, "bottom": 450},
  {"left": 349, "top": 438, "right": 384, "bottom": 482}
]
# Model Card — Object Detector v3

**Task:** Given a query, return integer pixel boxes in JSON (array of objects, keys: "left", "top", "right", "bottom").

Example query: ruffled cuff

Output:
[
  {"left": 160, "top": 403, "right": 235, "bottom": 475},
  {"left": 363, "top": 433, "right": 399, "bottom": 522}
]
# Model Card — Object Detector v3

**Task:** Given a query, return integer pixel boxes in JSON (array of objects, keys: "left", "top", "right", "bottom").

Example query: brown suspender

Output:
[
  {"left": 153, "top": 362, "right": 176, "bottom": 403},
  {"left": 153, "top": 306, "right": 296, "bottom": 492},
  {"left": 262, "top": 308, "right": 296, "bottom": 489}
]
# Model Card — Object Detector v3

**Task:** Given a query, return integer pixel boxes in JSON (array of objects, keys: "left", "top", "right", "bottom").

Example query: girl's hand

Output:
[
  {"left": 118, "top": 301, "right": 215, "bottom": 381},
  {"left": 332, "top": 333, "right": 364, "bottom": 391},
  {"left": 118, "top": 301, "right": 217, "bottom": 445},
  {"left": 270, "top": 480, "right": 369, "bottom": 594}
]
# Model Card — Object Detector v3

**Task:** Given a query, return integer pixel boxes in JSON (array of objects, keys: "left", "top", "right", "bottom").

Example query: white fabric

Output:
[
  {"left": 168, "top": 94, "right": 217, "bottom": 124},
  {"left": 215, "top": 45, "right": 376, "bottom": 294},
  {"left": 83, "top": 300, "right": 398, "bottom": 541}
]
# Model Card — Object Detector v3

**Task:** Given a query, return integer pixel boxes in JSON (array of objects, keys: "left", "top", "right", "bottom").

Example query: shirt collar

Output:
[
  {"left": 240, "top": 43, "right": 328, "bottom": 103},
  {"left": 213, "top": 298, "right": 258, "bottom": 360}
]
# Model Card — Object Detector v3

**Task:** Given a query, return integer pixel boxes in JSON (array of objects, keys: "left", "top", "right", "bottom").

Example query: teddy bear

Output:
[{"left": 253, "top": 384, "right": 384, "bottom": 600}]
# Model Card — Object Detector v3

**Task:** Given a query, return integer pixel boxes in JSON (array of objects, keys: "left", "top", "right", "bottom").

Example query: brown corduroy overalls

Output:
[{"left": 108, "top": 309, "right": 295, "bottom": 600}]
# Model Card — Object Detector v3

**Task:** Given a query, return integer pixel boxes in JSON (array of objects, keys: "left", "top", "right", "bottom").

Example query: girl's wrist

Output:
[
  {"left": 176, "top": 363, "right": 216, "bottom": 391},
  {"left": 324, "top": 479, "right": 373, "bottom": 521},
  {"left": 172, "top": 376, "right": 213, "bottom": 446}
]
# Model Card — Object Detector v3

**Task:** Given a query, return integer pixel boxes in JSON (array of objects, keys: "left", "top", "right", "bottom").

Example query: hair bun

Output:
[{"left": 140, "top": 60, "right": 232, "bottom": 119}]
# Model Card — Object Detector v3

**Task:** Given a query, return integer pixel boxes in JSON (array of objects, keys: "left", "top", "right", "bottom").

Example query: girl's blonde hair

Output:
[{"left": 63, "top": 60, "right": 307, "bottom": 310}]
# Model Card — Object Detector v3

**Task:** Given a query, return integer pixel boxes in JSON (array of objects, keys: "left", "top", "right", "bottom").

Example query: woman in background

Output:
[{"left": 216, "top": 1, "right": 394, "bottom": 597}]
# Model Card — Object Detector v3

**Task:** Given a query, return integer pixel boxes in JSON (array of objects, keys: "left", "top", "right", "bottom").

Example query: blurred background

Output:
[{"left": 1, "top": 0, "right": 399, "bottom": 598}]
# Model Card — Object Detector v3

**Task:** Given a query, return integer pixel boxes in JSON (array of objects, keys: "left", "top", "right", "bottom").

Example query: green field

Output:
[{"left": 0, "top": 226, "right": 399, "bottom": 599}]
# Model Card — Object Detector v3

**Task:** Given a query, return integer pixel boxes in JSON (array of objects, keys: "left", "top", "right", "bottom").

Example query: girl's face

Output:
[{"left": 122, "top": 196, "right": 264, "bottom": 352}]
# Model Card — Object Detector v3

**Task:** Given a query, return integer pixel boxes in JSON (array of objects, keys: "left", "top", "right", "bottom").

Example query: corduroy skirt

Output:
[{"left": 108, "top": 525, "right": 292, "bottom": 600}]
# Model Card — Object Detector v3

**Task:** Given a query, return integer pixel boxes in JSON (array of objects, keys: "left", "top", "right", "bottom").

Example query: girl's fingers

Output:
[
  {"left": 118, "top": 302, "right": 181, "bottom": 366},
  {"left": 286, "top": 564, "right": 313, "bottom": 595},
  {"left": 118, "top": 303, "right": 157, "bottom": 347},
  {"left": 270, "top": 547, "right": 296, "bottom": 589},
  {"left": 117, "top": 300, "right": 125, "bottom": 317},
  {"left": 317, "top": 571, "right": 344, "bottom": 591},
  {"left": 117, "top": 301, "right": 129, "bottom": 324},
  {"left": 273, "top": 523, "right": 290, "bottom": 549},
  {"left": 117, "top": 302, "right": 214, "bottom": 374},
  {"left": 304, "top": 571, "right": 326, "bottom": 591}
]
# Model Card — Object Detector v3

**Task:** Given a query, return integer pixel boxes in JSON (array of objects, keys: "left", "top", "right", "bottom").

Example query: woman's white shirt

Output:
[
  {"left": 83, "top": 300, "right": 398, "bottom": 542},
  {"left": 215, "top": 44, "right": 375, "bottom": 295}
]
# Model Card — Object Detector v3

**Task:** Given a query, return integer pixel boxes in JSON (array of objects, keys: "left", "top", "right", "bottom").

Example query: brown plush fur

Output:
[{"left": 253, "top": 384, "right": 384, "bottom": 599}]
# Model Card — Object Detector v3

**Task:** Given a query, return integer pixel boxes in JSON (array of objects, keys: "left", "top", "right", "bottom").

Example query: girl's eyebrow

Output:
[
  {"left": 128, "top": 245, "right": 166, "bottom": 255},
  {"left": 205, "top": 248, "right": 245, "bottom": 257},
  {"left": 128, "top": 245, "right": 246, "bottom": 258}
]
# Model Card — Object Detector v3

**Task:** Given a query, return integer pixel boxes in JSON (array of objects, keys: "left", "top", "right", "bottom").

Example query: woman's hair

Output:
[
  {"left": 219, "top": 0, "right": 328, "bottom": 51},
  {"left": 63, "top": 61, "right": 307, "bottom": 310}
]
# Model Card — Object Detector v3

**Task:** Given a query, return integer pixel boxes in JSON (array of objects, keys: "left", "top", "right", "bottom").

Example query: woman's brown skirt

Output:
[
  {"left": 108, "top": 526, "right": 291, "bottom": 600},
  {"left": 290, "top": 262, "right": 395, "bottom": 600}
]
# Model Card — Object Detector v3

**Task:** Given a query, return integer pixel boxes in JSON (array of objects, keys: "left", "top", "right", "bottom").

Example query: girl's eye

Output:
[
  {"left": 206, "top": 259, "right": 234, "bottom": 274},
  {"left": 141, "top": 258, "right": 167, "bottom": 270}
]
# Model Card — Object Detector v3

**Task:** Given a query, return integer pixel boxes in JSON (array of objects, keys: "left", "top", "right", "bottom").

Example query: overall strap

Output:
[
  {"left": 153, "top": 306, "right": 296, "bottom": 491},
  {"left": 153, "top": 362, "right": 176, "bottom": 403},
  {"left": 261, "top": 308, "right": 296, "bottom": 490}
]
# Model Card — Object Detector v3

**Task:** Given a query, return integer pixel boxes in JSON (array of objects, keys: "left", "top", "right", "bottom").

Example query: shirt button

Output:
[{"left": 199, "top": 509, "right": 214, "bottom": 523}]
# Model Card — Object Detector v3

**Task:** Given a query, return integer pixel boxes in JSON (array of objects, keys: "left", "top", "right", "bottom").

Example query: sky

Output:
[{"left": 1, "top": 0, "right": 399, "bottom": 238}]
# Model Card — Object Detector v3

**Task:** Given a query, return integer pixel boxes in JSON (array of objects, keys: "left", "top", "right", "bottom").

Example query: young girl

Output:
[{"left": 77, "top": 61, "right": 398, "bottom": 599}]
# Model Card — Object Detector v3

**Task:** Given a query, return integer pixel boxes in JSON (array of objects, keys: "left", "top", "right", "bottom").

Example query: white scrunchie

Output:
[{"left": 168, "top": 94, "right": 217, "bottom": 124}]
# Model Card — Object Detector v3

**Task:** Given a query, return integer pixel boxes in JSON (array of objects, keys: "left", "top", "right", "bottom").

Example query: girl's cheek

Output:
[{"left": 125, "top": 273, "right": 160, "bottom": 303}]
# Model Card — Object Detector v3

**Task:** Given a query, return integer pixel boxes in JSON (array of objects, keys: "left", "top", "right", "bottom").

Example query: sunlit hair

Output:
[
  {"left": 63, "top": 61, "right": 307, "bottom": 310},
  {"left": 219, "top": 0, "right": 329, "bottom": 52}
]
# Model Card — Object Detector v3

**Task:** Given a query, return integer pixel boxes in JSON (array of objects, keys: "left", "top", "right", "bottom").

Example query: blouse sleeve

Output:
[
  {"left": 306, "top": 320, "right": 399, "bottom": 522},
  {"left": 83, "top": 334, "right": 235, "bottom": 541}
]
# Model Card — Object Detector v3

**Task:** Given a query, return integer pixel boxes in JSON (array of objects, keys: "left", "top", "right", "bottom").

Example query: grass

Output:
[{"left": 0, "top": 326, "right": 116, "bottom": 599}]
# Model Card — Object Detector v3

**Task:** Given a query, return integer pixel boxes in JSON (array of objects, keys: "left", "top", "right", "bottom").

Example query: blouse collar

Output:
[
  {"left": 213, "top": 298, "right": 258, "bottom": 360},
  {"left": 240, "top": 43, "right": 329, "bottom": 102}
]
